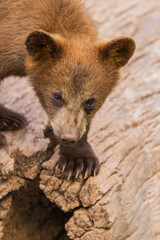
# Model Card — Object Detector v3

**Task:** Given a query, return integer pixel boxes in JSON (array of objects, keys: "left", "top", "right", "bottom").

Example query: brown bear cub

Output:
[{"left": 0, "top": 0, "right": 135, "bottom": 179}]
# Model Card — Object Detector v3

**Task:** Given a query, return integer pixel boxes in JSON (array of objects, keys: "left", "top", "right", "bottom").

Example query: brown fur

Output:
[
  {"left": 0, "top": 0, "right": 97, "bottom": 79},
  {"left": 0, "top": 0, "right": 135, "bottom": 178}
]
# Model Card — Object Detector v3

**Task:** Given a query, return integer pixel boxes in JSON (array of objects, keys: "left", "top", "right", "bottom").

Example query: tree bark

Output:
[{"left": 0, "top": 0, "right": 160, "bottom": 239}]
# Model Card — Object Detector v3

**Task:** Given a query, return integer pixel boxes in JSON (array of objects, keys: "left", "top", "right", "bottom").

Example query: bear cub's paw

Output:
[
  {"left": 59, "top": 142, "right": 100, "bottom": 180},
  {"left": 0, "top": 105, "right": 28, "bottom": 131}
]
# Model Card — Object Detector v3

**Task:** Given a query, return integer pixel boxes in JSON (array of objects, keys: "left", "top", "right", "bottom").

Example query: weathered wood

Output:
[{"left": 0, "top": 0, "right": 160, "bottom": 239}]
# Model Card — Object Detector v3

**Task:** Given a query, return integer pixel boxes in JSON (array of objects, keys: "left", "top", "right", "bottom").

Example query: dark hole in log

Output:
[{"left": 2, "top": 179, "right": 72, "bottom": 240}]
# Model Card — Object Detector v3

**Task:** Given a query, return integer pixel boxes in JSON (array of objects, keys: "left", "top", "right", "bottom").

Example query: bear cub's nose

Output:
[{"left": 60, "top": 133, "right": 77, "bottom": 144}]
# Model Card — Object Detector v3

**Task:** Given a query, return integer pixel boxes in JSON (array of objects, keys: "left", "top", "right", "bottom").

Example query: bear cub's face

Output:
[{"left": 25, "top": 31, "right": 135, "bottom": 143}]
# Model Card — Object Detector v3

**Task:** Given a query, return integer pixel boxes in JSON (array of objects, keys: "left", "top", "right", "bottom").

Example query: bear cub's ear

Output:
[
  {"left": 96, "top": 36, "right": 136, "bottom": 68},
  {"left": 25, "top": 31, "right": 65, "bottom": 60}
]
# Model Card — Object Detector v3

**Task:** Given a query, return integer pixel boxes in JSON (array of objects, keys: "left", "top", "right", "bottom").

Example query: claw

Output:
[
  {"left": 84, "top": 170, "right": 88, "bottom": 179},
  {"left": 62, "top": 164, "right": 66, "bottom": 172},
  {"left": 2, "top": 122, "right": 7, "bottom": 127},
  {"left": 14, "top": 123, "right": 19, "bottom": 128},
  {"left": 94, "top": 169, "right": 98, "bottom": 176},
  {"left": 75, "top": 171, "right": 80, "bottom": 179},
  {"left": 67, "top": 172, "right": 72, "bottom": 180}
]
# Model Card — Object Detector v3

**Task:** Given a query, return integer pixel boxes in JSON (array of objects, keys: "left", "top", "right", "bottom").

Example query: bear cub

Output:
[{"left": 0, "top": 0, "right": 135, "bottom": 179}]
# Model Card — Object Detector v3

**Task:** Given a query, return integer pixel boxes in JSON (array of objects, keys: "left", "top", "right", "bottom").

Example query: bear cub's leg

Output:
[{"left": 0, "top": 104, "right": 28, "bottom": 147}]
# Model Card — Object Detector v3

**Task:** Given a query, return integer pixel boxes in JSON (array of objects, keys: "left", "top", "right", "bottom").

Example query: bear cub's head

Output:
[{"left": 25, "top": 31, "right": 135, "bottom": 144}]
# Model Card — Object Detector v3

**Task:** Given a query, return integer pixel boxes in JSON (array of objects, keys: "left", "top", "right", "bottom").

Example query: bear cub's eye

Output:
[
  {"left": 52, "top": 92, "right": 63, "bottom": 107},
  {"left": 85, "top": 98, "right": 96, "bottom": 112}
]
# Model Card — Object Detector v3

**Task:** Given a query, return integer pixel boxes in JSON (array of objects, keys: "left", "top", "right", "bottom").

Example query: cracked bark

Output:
[{"left": 0, "top": 0, "right": 160, "bottom": 239}]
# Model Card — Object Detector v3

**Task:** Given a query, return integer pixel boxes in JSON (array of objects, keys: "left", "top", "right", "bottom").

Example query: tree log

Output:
[{"left": 0, "top": 0, "right": 160, "bottom": 239}]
